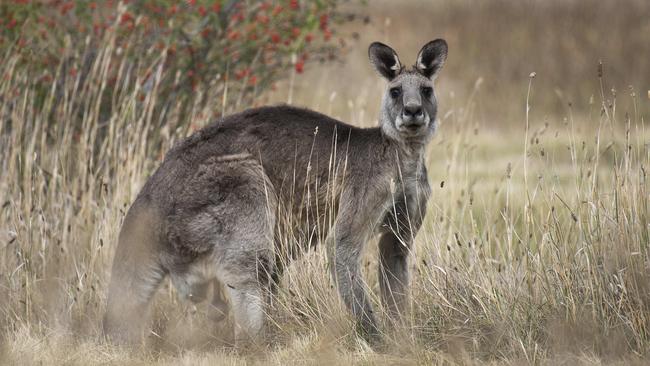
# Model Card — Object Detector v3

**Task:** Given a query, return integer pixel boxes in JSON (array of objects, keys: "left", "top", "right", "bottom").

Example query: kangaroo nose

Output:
[{"left": 403, "top": 105, "right": 423, "bottom": 118}]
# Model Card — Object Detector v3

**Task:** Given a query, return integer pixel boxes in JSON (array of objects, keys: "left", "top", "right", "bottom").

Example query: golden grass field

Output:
[{"left": 1, "top": 0, "right": 649, "bottom": 365}]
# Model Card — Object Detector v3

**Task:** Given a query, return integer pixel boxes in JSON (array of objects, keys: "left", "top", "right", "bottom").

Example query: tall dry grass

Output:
[{"left": 1, "top": 1, "right": 650, "bottom": 365}]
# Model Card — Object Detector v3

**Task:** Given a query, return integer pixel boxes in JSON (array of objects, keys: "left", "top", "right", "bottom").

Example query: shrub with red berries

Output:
[{"left": 0, "top": 0, "right": 344, "bottom": 126}]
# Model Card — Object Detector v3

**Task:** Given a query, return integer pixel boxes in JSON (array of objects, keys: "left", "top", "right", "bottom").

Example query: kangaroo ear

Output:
[
  {"left": 368, "top": 42, "right": 403, "bottom": 80},
  {"left": 415, "top": 39, "right": 448, "bottom": 79}
]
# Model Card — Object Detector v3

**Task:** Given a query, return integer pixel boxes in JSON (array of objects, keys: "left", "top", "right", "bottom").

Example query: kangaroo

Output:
[{"left": 103, "top": 40, "right": 448, "bottom": 345}]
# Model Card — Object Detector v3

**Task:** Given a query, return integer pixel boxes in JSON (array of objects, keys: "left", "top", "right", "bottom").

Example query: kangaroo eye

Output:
[
  {"left": 421, "top": 87, "right": 433, "bottom": 98},
  {"left": 389, "top": 87, "right": 401, "bottom": 99}
]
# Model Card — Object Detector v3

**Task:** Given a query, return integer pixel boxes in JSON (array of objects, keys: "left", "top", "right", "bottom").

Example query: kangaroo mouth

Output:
[
  {"left": 401, "top": 122, "right": 423, "bottom": 132},
  {"left": 396, "top": 115, "right": 429, "bottom": 135}
]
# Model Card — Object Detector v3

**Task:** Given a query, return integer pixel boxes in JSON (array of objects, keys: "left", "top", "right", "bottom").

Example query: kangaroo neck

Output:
[{"left": 382, "top": 133, "right": 427, "bottom": 180}]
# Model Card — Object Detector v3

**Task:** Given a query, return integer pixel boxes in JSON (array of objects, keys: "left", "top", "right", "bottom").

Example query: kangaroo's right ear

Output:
[{"left": 368, "top": 42, "right": 403, "bottom": 80}]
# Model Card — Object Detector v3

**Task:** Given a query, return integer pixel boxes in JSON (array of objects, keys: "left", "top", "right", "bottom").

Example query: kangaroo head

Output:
[{"left": 369, "top": 40, "right": 448, "bottom": 144}]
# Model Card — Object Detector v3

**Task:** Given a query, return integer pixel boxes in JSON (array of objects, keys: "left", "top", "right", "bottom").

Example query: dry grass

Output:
[{"left": 1, "top": 1, "right": 650, "bottom": 365}]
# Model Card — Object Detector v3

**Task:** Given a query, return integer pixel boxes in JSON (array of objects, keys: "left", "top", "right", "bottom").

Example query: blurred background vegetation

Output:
[
  {"left": 0, "top": 0, "right": 343, "bottom": 138},
  {"left": 3, "top": 0, "right": 648, "bottom": 132}
]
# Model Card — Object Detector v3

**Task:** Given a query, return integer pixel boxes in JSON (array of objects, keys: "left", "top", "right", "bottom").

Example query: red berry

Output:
[
  {"left": 60, "top": 1, "right": 74, "bottom": 16},
  {"left": 295, "top": 61, "right": 304, "bottom": 73},
  {"left": 319, "top": 14, "right": 328, "bottom": 30},
  {"left": 120, "top": 12, "right": 134, "bottom": 24}
]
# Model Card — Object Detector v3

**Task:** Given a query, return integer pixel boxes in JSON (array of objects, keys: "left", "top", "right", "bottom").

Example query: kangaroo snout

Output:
[
  {"left": 398, "top": 102, "right": 427, "bottom": 132},
  {"left": 403, "top": 103, "right": 423, "bottom": 119}
]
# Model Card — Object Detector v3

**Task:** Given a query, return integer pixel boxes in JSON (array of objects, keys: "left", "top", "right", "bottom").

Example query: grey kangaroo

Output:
[{"left": 103, "top": 40, "right": 448, "bottom": 345}]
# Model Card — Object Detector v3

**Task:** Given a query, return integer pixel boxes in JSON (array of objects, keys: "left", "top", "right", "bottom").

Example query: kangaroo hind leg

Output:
[
  {"left": 214, "top": 158, "right": 277, "bottom": 344},
  {"left": 172, "top": 156, "right": 277, "bottom": 344}
]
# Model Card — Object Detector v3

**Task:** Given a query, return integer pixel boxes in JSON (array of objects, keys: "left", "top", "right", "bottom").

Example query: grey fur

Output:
[{"left": 103, "top": 40, "right": 448, "bottom": 345}]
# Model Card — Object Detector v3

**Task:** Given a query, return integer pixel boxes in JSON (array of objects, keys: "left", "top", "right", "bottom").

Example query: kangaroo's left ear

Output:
[{"left": 415, "top": 39, "right": 448, "bottom": 79}]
